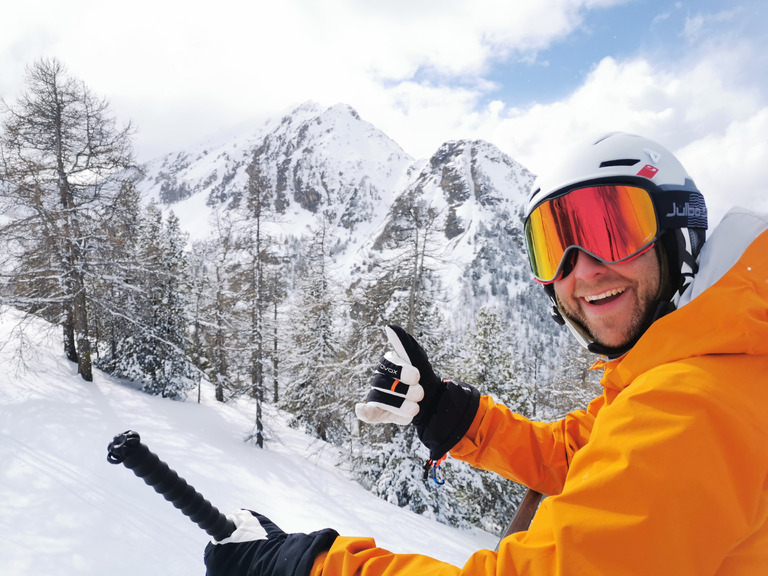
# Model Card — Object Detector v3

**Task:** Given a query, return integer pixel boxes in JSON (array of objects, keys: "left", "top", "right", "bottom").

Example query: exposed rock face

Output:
[{"left": 138, "top": 101, "right": 538, "bottom": 329}]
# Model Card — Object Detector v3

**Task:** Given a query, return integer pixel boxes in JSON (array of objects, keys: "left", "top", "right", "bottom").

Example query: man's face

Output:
[{"left": 553, "top": 248, "right": 662, "bottom": 349}]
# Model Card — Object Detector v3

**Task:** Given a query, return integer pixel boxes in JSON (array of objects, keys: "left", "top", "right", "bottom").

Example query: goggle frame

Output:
[{"left": 524, "top": 177, "right": 706, "bottom": 284}]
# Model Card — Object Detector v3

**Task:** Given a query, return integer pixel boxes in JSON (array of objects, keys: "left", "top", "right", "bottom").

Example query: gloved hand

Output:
[
  {"left": 354, "top": 325, "right": 428, "bottom": 425},
  {"left": 204, "top": 510, "right": 338, "bottom": 576},
  {"left": 355, "top": 324, "right": 481, "bottom": 460}
]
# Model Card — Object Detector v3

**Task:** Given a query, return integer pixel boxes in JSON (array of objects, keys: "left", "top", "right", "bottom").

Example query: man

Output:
[{"left": 204, "top": 133, "right": 768, "bottom": 575}]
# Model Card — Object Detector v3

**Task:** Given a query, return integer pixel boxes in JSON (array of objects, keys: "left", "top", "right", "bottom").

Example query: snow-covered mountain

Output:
[
  {"left": 142, "top": 103, "right": 414, "bottom": 236},
  {"left": 138, "top": 101, "right": 541, "bottom": 331},
  {"left": 378, "top": 138, "right": 539, "bottom": 325}
]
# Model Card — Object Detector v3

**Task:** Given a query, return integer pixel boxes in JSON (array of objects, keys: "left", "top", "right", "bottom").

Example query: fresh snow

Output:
[{"left": 0, "top": 310, "right": 497, "bottom": 576}]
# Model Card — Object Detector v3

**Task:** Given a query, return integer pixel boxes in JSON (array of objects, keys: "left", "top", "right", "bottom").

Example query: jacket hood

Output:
[{"left": 603, "top": 207, "right": 768, "bottom": 391}]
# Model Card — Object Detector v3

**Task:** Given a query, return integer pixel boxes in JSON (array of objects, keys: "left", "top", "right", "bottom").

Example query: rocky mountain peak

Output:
[{"left": 138, "top": 102, "right": 541, "bottom": 329}]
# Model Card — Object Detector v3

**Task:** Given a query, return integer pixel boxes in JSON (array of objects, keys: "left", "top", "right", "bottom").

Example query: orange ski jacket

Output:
[{"left": 311, "top": 207, "right": 768, "bottom": 575}]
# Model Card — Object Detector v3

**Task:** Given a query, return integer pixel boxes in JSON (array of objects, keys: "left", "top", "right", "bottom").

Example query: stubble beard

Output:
[{"left": 556, "top": 285, "right": 660, "bottom": 350}]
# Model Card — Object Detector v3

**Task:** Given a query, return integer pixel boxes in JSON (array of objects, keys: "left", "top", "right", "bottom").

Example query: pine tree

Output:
[
  {"left": 540, "top": 337, "right": 602, "bottom": 419},
  {"left": 352, "top": 424, "right": 454, "bottom": 520},
  {"left": 89, "top": 177, "right": 144, "bottom": 367},
  {"left": 461, "top": 306, "right": 534, "bottom": 413},
  {"left": 189, "top": 211, "right": 239, "bottom": 403},
  {"left": 105, "top": 205, "right": 195, "bottom": 398},
  {"left": 264, "top": 262, "right": 289, "bottom": 404},
  {"left": 187, "top": 241, "right": 210, "bottom": 403},
  {"left": 343, "top": 259, "right": 403, "bottom": 403},
  {"left": 384, "top": 199, "right": 443, "bottom": 334},
  {"left": 228, "top": 160, "right": 282, "bottom": 446},
  {"left": 281, "top": 221, "right": 349, "bottom": 445}
]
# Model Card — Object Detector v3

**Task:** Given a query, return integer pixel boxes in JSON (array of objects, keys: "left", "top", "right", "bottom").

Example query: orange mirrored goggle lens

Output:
[{"left": 525, "top": 184, "right": 658, "bottom": 283}]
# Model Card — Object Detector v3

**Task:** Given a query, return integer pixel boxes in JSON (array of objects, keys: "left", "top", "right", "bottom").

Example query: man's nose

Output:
[{"left": 570, "top": 250, "right": 607, "bottom": 280}]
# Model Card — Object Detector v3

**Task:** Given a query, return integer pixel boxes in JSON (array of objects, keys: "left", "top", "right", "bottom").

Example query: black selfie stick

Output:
[{"left": 107, "top": 430, "right": 235, "bottom": 541}]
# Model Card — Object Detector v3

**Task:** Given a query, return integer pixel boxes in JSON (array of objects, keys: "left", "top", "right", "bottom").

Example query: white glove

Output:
[
  {"left": 213, "top": 509, "right": 268, "bottom": 544},
  {"left": 355, "top": 325, "right": 424, "bottom": 425}
]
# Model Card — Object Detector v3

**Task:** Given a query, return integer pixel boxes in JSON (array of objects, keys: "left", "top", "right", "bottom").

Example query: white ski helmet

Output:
[{"left": 525, "top": 132, "right": 708, "bottom": 356}]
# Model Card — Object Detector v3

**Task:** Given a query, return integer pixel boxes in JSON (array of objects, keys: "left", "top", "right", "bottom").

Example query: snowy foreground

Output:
[{"left": 0, "top": 311, "right": 496, "bottom": 576}]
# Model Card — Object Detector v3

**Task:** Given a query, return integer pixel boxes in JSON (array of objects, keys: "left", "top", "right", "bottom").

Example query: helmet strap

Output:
[{"left": 662, "top": 227, "right": 705, "bottom": 305}]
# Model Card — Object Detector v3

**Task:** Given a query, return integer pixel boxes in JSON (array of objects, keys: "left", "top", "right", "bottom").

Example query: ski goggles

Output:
[{"left": 525, "top": 183, "right": 659, "bottom": 284}]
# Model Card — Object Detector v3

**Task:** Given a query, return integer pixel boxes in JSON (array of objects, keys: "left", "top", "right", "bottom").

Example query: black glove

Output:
[
  {"left": 355, "top": 324, "right": 480, "bottom": 460},
  {"left": 204, "top": 510, "right": 338, "bottom": 576}
]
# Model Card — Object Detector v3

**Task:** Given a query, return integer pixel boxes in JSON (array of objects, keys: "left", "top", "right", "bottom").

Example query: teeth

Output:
[{"left": 584, "top": 288, "right": 625, "bottom": 303}]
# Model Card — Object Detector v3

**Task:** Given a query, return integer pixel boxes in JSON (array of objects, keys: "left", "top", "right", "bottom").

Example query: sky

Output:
[
  {"left": 0, "top": 310, "right": 496, "bottom": 575},
  {"left": 1, "top": 0, "right": 767, "bottom": 226}
]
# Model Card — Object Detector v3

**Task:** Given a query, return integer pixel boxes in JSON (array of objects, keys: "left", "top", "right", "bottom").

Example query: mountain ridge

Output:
[{"left": 137, "top": 101, "right": 543, "bottom": 332}]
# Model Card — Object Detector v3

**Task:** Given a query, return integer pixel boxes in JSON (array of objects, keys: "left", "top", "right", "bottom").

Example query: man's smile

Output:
[{"left": 583, "top": 287, "right": 626, "bottom": 305}]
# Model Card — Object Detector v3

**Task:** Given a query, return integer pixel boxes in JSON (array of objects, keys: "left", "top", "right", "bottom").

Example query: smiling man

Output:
[
  {"left": 553, "top": 248, "right": 661, "bottom": 349},
  {"left": 523, "top": 133, "right": 708, "bottom": 359},
  {"left": 205, "top": 133, "right": 768, "bottom": 576}
]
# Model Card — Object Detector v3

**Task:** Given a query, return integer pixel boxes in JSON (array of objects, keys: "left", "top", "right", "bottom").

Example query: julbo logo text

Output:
[{"left": 666, "top": 202, "right": 706, "bottom": 218}]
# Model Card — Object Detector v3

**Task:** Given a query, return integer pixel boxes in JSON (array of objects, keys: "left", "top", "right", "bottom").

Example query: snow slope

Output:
[{"left": 0, "top": 311, "right": 496, "bottom": 576}]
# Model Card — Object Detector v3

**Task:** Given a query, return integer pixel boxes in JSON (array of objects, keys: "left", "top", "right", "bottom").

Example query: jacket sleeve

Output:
[{"left": 449, "top": 393, "right": 604, "bottom": 495}]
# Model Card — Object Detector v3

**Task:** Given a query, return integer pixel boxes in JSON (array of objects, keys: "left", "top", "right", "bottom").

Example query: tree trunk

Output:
[
  {"left": 272, "top": 299, "right": 279, "bottom": 403},
  {"left": 73, "top": 278, "right": 93, "bottom": 381},
  {"left": 63, "top": 313, "right": 78, "bottom": 363}
]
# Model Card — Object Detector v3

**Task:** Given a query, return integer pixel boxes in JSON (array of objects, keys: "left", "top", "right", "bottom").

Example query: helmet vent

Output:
[{"left": 599, "top": 159, "right": 640, "bottom": 167}]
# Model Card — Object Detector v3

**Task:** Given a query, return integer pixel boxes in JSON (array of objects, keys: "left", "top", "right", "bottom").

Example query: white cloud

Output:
[
  {"left": 678, "top": 108, "right": 768, "bottom": 227},
  {"left": 2, "top": 0, "right": 766, "bottom": 232},
  {"left": 1, "top": 0, "right": 629, "bottom": 159},
  {"left": 473, "top": 42, "right": 767, "bottom": 225}
]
